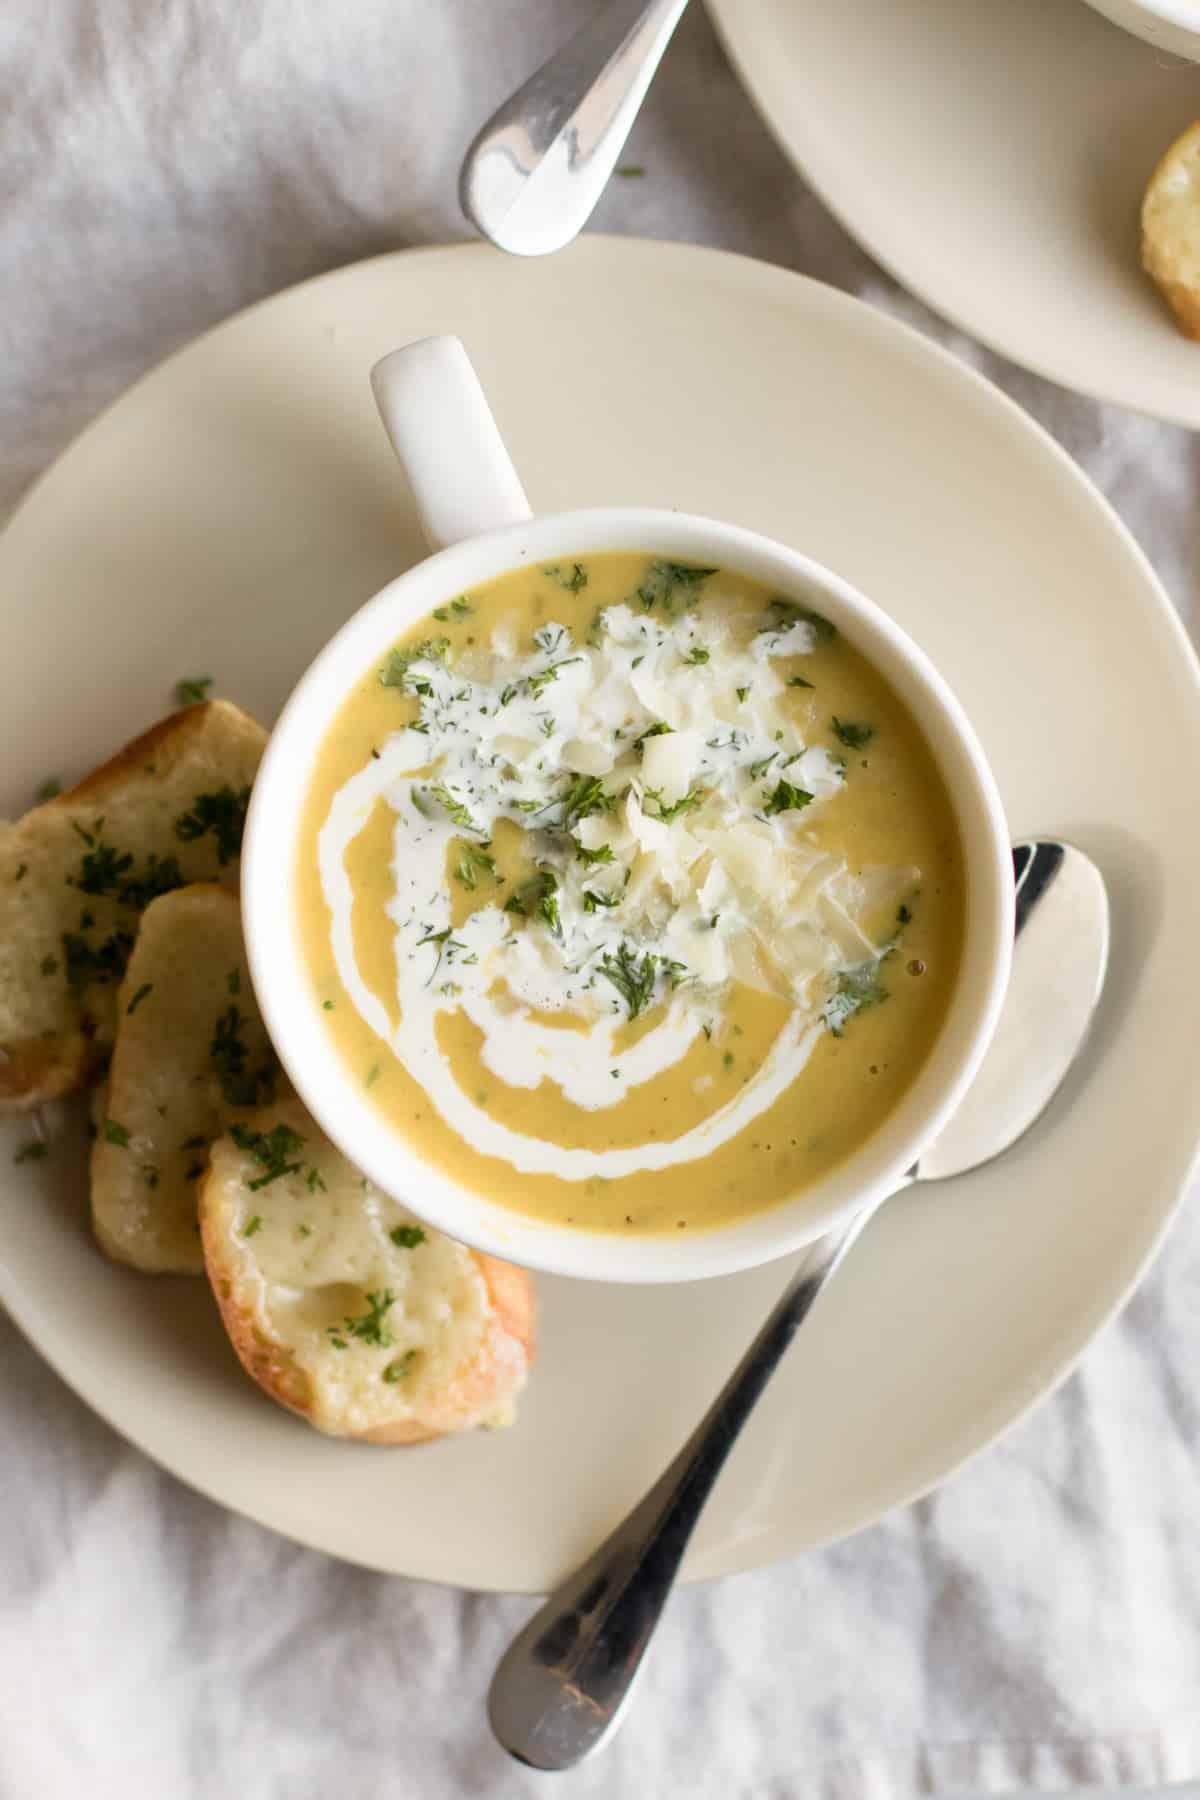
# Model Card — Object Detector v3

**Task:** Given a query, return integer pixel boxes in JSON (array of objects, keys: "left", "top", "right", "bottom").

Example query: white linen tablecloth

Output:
[{"left": 3, "top": 5, "right": 1200, "bottom": 1796}]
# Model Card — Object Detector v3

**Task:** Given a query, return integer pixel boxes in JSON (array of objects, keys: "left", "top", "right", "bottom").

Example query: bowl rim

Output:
[{"left": 241, "top": 507, "right": 1013, "bottom": 1284}]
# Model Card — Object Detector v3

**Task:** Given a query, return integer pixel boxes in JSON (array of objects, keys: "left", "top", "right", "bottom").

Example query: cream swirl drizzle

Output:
[{"left": 318, "top": 581, "right": 913, "bottom": 1181}]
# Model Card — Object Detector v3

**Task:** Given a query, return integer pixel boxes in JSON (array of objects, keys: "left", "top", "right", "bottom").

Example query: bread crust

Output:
[{"left": 53, "top": 702, "right": 235, "bottom": 805}]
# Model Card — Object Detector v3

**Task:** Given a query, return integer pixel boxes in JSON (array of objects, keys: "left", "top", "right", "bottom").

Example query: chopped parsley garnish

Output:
[
  {"left": 365, "top": 1064, "right": 382, "bottom": 1088},
  {"left": 832, "top": 717, "right": 874, "bottom": 750},
  {"left": 634, "top": 721, "right": 673, "bottom": 751},
  {"left": 634, "top": 559, "right": 718, "bottom": 613},
  {"left": 684, "top": 646, "right": 710, "bottom": 665},
  {"left": 544, "top": 562, "right": 589, "bottom": 593},
  {"left": 544, "top": 774, "right": 611, "bottom": 832},
  {"left": 598, "top": 944, "right": 659, "bottom": 1020},
  {"left": 428, "top": 784, "right": 485, "bottom": 835},
  {"left": 616, "top": 164, "right": 646, "bottom": 178},
  {"left": 390, "top": 1225, "right": 426, "bottom": 1249},
  {"left": 243, "top": 1214, "right": 263, "bottom": 1238},
  {"left": 326, "top": 1289, "right": 396, "bottom": 1350},
  {"left": 14, "top": 863, "right": 27, "bottom": 881},
  {"left": 585, "top": 608, "right": 608, "bottom": 648},
  {"left": 13, "top": 1140, "right": 48, "bottom": 1165},
  {"left": 761, "top": 598, "right": 837, "bottom": 643},
  {"left": 787, "top": 676, "right": 814, "bottom": 689},
  {"left": 432, "top": 597, "right": 472, "bottom": 621},
  {"left": 40, "top": 955, "right": 58, "bottom": 976},
  {"left": 582, "top": 888, "right": 621, "bottom": 912},
  {"left": 322, "top": 998, "right": 335, "bottom": 1010},
  {"left": 209, "top": 1004, "right": 275, "bottom": 1107},
  {"left": 763, "top": 779, "right": 813, "bottom": 816},
  {"left": 643, "top": 785, "right": 706, "bottom": 823},
  {"left": 62, "top": 926, "right": 135, "bottom": 990},
  {"left": 383, "top": 1350, "right": 418, "bottom": 1382},
  {"left": 102, "top": 1119, "right": 131, "bottom": 1148},
  {"left": 37, "top": 778, "right": 63, "bottom": 802},
  {"left": 227, "top": 969, "right": 240, "bottom": 995},
  {"left": 452, "top": 840, "right": 499, "bottom": 890},
  {"left": 574, "top": 841, "right": 615, "bottom": 866},
  {"left": 174, "top": 785, "right": 251, "bottom": 865},
  {"left": 306, "top": 1167, "right": 327, "bottom": 1193},
  {"left": 736, "top": 687, "right": 749, "bottom": 703},
  {"left": 504, "top": 869, "right": 561, "bottom": 937},
  {"left": 230, "top": 1122, "right": 306, "bottom": 1190},
  {"left": 175, "top": 676, "right": 213, "bottom": 705},
  {"left": 823, "top": 958, "right": 889, "bottom": 1037},
  {"left": 76, "top": 845, "right": 129, "bottom": 894},
  {"left": 74, "top": 839, "right": 185, "bottom": 910},
  {"left": 416, "top": 926, "right": 471, "bottom": 983},
  {"left": 527, "top": 656, "right": 582, "bottom": 698},
  {"left": 378, "top": 638, "right": 450, "bottom": 689},
  {"left": 897, "top": 903, "right": 912, "bottom": 926},
  {"left": 126, "top": 983, "right": 153, "bottom": 1014}
]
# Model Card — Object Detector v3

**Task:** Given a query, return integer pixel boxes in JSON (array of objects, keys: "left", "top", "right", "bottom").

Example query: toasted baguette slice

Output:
[
  {"left": 201, "top": 1100, "right": 536, "bottom": 1442},
  {"left": 91, "top": 885, "right": 280, "bottom": 1275},
  {"left": 1143, "top": 119, "right": 1200, "bottom": 338},
  {"left": 0, "top": 701, "right": 267, "bottom": 1113}
]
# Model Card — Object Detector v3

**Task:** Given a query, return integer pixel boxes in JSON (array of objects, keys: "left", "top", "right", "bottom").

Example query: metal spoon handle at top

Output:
[
  {"left": 459, "top": 0, "right": 690, "bottom": 257},
  {"left": 488, "top": 840, "right": 1109, "bottom": 1771}
]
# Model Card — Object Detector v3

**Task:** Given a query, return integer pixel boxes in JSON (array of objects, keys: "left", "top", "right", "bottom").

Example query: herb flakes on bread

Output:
[
  {"left": 91, "top": 884, "right": 279, "bottom": 1275},
  {"left": 0, "top": 701, "right": 266, "bottom": 1113},
  {"left": 1143, "top": 119, "right": 1200, "bottom": 339},
  {"left": 201, "top": 1099, "right": 536, "bottom": 1442}
]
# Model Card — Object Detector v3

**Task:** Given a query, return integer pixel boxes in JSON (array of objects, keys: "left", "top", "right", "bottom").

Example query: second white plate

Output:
[{"left": 710, "top": 0, "right": 1200, "bottom": 426}]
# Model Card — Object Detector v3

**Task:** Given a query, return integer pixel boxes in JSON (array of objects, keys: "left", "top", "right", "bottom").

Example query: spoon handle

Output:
[
  {"left": 459, "top": 0, "right": 691, "bottom": 257},
  {"left": 488, "top": 1207, "right": 875, "bottom": 1769}
]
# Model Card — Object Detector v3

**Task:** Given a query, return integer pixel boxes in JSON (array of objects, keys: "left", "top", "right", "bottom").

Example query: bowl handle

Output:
[{"left": 370, "top": 336, "right": 533, "bottom": 552}]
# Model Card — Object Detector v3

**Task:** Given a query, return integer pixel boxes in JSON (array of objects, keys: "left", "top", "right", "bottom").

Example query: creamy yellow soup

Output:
[{"left": 297, "top": 553, "right": 963, "bottom": 1235}]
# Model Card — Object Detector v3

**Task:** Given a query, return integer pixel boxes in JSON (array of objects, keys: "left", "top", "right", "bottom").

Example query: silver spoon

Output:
[
  {"left": 489, "top": 839, "right": 1109, "bottom": 1769},
  {"left": 459, "top": 0, "right": 690, "bottom": 257}
]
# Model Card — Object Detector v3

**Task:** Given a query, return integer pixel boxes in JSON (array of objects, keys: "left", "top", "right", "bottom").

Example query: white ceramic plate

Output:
[
  {"left": 708, "top": 0, "right": 1200, "bottom": 427},
  {"left": 2, "top": 240, "right": 1197, "bottom": 1596}
]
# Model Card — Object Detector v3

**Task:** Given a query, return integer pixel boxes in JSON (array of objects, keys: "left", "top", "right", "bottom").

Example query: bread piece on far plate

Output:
[
  {"left": 201, "top": 1099, "right": 536, "bottom": 1443},
  {"left": 0, "top": 700, "right": 267, "bottom": 1114},
  {"left": 1143, "top": 119, "right": 1200, "bottom": 338},
  {"left": 91, "top": 884, "right": 280, "bottom": 1275}
]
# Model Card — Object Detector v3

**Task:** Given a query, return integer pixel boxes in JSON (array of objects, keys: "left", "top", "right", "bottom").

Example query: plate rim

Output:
[
  {"left": 705, "top": 0, "right": 1200, "bottom": 431},
  {"left": 3, "top": 234, "right": 1200, "bottom": 1593}
]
